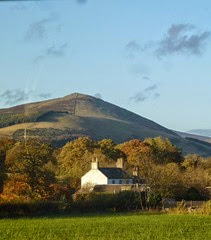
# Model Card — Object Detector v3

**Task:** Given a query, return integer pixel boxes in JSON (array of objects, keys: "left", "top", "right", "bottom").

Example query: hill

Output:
[
  {"left": 187, "top": 129, "right": 211, "bottom": 137},
  {"left": 0, "top": 93, "right": 211, "bottom": 156},
  {"left": 175, "top": 131, "right": 211, "bottom": 144}
]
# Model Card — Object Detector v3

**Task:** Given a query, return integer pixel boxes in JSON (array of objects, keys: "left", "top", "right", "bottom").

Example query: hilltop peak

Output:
[{"left": 0, "top": 92, "right": 211, "bottom": 156}]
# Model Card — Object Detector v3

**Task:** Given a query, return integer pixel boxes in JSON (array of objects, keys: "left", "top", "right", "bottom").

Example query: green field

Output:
[{"left": 0, "top": 213, "right": 210, "bottom": 240}]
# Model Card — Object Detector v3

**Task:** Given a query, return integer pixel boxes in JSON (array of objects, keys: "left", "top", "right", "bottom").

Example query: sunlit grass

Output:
[{"left": 0, "top": 213, "right": 210, "bottom": 240}]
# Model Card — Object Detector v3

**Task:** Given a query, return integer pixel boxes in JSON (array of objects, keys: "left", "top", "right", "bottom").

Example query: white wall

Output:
[{"left": 81, "top": 169, "right": 108, "bottom": 187}]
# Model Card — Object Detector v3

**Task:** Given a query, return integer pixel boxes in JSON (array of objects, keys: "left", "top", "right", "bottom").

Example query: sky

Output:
[{"left": 0, "top": 0, "right": 211, "bottom": 132}]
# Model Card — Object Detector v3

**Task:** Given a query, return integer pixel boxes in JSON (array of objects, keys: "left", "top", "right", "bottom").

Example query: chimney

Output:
[
  {"left": 91, "top": 158, "right": 99, "bottom": 170},
  {"left": 133, "top": 167, "right": 139, "bottom": 177},
  {"left": 116, "top": 158, "right": 124, "bottom": 169}
]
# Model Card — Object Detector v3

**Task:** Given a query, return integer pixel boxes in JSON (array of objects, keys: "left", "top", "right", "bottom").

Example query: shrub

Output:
[
  {"left": 195, "top": 200, "right": 211, "bottom": 215},
  {"left": 0, "top": 202, "right": 63, "bottom": 218},
  {"left": 183, "top": 187, "right": 203, "bottom": 201},
  {"left": 73, "top": 191, "right": 146, "bottom": 212}
]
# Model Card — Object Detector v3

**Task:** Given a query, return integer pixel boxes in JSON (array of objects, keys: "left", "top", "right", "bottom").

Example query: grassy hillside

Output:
[
  {"left": 0, "top": 214, "right": 210, "bottom": 240},
  {"left": 175, "top": 131, "right": 211, "bottom": 144},
  {"left": 187, "top": 129, "right": 211, "bottom": 137},
  {"left": 1, "top": 93, "right": 211, "bottom": 156}
]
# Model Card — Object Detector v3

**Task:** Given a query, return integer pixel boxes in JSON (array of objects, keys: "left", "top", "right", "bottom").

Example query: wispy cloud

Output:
[
  {"left": 77, "top": 0, "right": 88, "bottom": 4},
  {"left": 142, "top": 76, "right": 150, "bottom": 81},
  {"left": 126, "top": 24, "right": 210, "bottom": 59},
  {"left": 24, "top": 13, "right": 58, "bottom": 41},
  {"left": 46, "top": 43, "right": 68, "bottom": 57},
  {"left": 34, "top": 43, "right": 68, "bottom": 63},
  {"left": 0, "top": 89, "right": 51, "bottom": 107},
  {"left": 94, "top": 93, "right": 102, "bottom": 99},
  {"left": 130, "top": 84, "right": 159, "bottom": 103},
  {"left": 37, "top": 93, "right": 51, "bottom": 99},
  {"left": 11, "top": 3, "right": 27, "bottom": 11},
  {"left": 125, "top": 40, "right": 154, "bottom": 58},
  {"left": 156, "top": 24, "right": 210, "bottom": 57},
  {"left": 130, "top": 64, "right": 150, "bottom": 76},
  {"left": 126, "top": 41, "right": 141, "bottom": 51}
]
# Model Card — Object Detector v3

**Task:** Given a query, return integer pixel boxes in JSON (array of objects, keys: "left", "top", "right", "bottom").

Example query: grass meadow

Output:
[{"left": 0, "top": 213, "right": 210, "bottom": 240}]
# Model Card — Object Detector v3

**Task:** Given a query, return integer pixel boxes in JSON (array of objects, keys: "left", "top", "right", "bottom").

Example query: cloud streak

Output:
[
  {"left": 0, "top": 89, "right": 51, "bottom": 107},
  {"left": 94, "top": 93, "right": 102, "bottom": 99},
  {"left": 126, "top": 24, "right": 210, "bottom": 59},
  {"left": 130, "top": 84, "right": 159, "bottom": 102},
  {"left": 24, "top": 13, "right": 57, "bottom": 41},
  {"left": 46, "top": 43, "right": 68, "bottom": 58},
  {"left": 77, "top": 0, "right": 88, "bottom": 4},
  {"left": 126, "top": 41, "right": 141, "bottom": 51},
  {"left": 11, "top": 3, "right": 27, "bottom": 11},
  {"left": 142, "top": 76, "right": 150, "bottom": 81},
  {"left": 156, "top": 24, "right": 210, "bottom": 57},
  {"left": 34, "top": 43, "right": 68, "bottom": 63},
  {"left": 125, "top": 40, "right": 154, "bottom": 59}
]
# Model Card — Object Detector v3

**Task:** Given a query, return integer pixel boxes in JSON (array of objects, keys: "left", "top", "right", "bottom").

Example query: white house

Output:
[{"left": 81, "top": 158, "right": 133, "bottom": 188}]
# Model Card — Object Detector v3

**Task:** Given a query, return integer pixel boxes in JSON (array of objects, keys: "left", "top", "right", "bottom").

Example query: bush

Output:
[
  {"left": 183, "top": 187, "right": 204, "bottom": 201},
  {"left": 147, "top": 193, "right": 162, "bottom": 209},
  {"left": 195, "top": 200, "right": 211, "bottom": 215},
  {"left": 169, "top": 200, "right": 211, "bottom": 215},
  {"left": 0, "top": 202, "right": 63, "bottom": 218},
  {"left": 114, "top": 191, "right": 143, "bottom": 211},
  {"left": 73, "top": 193, "right": 115, "bottom": 212},
  {"left": 73, "top": 191, "right": 146, "bottom": 212}
]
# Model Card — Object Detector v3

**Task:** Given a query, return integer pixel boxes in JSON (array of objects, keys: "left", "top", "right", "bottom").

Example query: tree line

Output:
[{"left": 0, "top": 136, "right": 210, "bottom": 203}]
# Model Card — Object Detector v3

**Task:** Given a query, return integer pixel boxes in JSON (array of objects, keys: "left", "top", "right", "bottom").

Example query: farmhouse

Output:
[
  {"left": 81, "top": 158, "right": 133, "bottom": 188},
  {"left": 72, "top": 158, "right": 149, "bottom": 197}
]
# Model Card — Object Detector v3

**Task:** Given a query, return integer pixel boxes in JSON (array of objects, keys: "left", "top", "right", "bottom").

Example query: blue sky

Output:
[{"left": 0, "top": 0, "right": 211, "bottom": 131}]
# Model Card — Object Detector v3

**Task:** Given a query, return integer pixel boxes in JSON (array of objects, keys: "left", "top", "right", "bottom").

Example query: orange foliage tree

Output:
[
  {"left": 0, "top": 138, "right": 14, "bottom": 193},
  {"left": 4, "top": 140, "right": 56, "bottom": 200}
]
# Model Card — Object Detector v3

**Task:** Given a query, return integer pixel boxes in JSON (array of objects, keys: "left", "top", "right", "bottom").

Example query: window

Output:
[
  {"left": 119, "top": 180, "right": 122, "bottom": 184},
  {"left": 126, "top": 180, "right": 129, "bottom": 184},
  {"left": 112, "top": 180, "right": 115, "bottom": 184}
]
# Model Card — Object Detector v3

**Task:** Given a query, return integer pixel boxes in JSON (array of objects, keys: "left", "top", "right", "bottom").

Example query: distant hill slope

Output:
[
  {"left": 175, "top": 131, "right": 211, "bottom": 144},
  {"left": 0, "top": 93, "right": 211, "bottom": 156},
  {"left": 187, "top": 129, "right": 211, "bottom": 137}
]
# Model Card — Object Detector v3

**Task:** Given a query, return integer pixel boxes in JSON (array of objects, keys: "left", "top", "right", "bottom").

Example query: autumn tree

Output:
[
  {"left": 144, "top": 137, "right": 183, "bottom": 164},
  {"left": 94, "top": 139, "right": 124, "bottom": 167},
  {"left": 0, "top": 138, "right": 14, "bottom": 192},
  {"left": 181, "top": 154, "right": 211, "bottom": 199},
  {"left": 181, "top": 154, "right": 211, "bottom": 170},
  {"left": 58, "top": 137, "right": 123, "bottom": 189},
  {"left": 149, "top": 163, "right": 185, "bottom": 199},
  {"left": 98, "top": 139, "right": 123, "bottom": 160},
  {"left": 58, "top": 137, "right": 98, "bottom": 188},
  {"left": 118, "top": 139, "right": 154, "bottom": 178},
  {"left": 5, "top": 140, "right": 56, "bottom": 200}
]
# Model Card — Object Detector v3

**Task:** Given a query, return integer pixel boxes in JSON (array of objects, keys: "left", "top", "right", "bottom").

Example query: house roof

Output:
[{"left": 98, "top": 168, "right": 132, "bottom": 179}]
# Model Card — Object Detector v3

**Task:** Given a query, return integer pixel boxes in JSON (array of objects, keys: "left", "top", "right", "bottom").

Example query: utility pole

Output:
[{"left": 24, "top": 128, "right": 29, "bottom": 155}]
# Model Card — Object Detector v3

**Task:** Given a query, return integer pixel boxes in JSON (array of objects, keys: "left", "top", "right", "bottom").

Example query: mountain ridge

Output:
[
  {"left": 0, "top": 92, "right": 211, "bottom": 156},
  {"left": 187, "top": 129, "right": 211, "bottom": 138}
]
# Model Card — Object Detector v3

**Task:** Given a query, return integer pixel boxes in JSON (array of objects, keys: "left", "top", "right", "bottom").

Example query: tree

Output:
[
  {"left": 58, "top": 137, "right": 98, "bottom": 188},
  {"left": 144, "top": 137, "right": 183, "bottom": 164},
  {"left": 152, "top": 163, "right": 185, "bottom": 199},
  {"left": 0, "top": 138, "right": 14, "bottom": 193},
  {"left": 182, "top": 167, "right": 211, "bottom": 200},
  {"left": 58, "top": 137, "right": 123, "bottom": 189},
  {"left": 118, "top": 139, "right": 153, "bottom": 178},
  {"left": 182, "top": 154, "right": 207, "bottom": 170},
  {"left": 98, "top": 139, "right": 123, "bottom": 161},
  {"left": 5, "top": 140, "right": 56, "bottom": 200}
]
